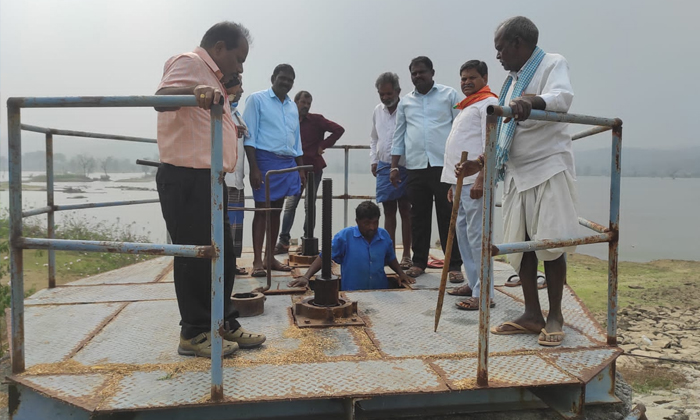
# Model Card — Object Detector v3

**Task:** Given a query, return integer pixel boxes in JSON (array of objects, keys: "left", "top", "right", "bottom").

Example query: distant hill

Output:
[{"left": 573, "top": 147, "right": 700, "bottom": 178}]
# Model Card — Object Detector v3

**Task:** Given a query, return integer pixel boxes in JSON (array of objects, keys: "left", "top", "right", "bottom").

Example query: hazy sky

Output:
[{"left": 0, "top": 0, "right": 697, "bottom": 162}]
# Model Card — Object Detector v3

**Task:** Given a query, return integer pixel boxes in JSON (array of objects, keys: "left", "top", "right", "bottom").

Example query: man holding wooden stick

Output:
[{"left": 442, "top": 60, "right": 499, "bottom": 311}]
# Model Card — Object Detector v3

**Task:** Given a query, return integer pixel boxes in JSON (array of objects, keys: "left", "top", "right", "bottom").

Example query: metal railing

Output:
[
  {"left": 7, "top": 96, "right": 376, "bottom": 402},
  {"left": 7, "top": 95, "right": 623, "bottom": 400},
  {"left": 8, "top": 96, "right": 231, "bottom": 401},
  {"left": 475, "top": 105, "right": 622, "bottom": 386}
]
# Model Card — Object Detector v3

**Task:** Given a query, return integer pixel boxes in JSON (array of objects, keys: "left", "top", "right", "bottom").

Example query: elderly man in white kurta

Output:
[{"left": 486, "top": 16, "right": 579, "bottom": 347}]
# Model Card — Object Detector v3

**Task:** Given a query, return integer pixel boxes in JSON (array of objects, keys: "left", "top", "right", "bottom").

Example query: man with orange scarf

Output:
[{"left": 442, "top": 60, "right": 499, "bottom": 310}]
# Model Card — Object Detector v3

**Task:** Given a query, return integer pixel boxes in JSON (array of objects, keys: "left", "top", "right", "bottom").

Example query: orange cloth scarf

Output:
[{"left": 454, "top": 85, "right": 498, "bottom": 110}]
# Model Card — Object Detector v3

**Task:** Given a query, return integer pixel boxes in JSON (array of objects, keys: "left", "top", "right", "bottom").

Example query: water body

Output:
[{"left": 1, "top": 172, "right": 698, "bottom": 263}]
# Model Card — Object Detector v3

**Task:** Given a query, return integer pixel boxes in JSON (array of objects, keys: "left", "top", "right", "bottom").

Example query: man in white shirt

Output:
[
  {"left": 487, "top": 16, "right": 579, "bottom": 347},
  {"left": 370, "top": 72, "right": 412, "bottom": 269},
  {"left": 389, "top": 56, "right": 464, "bottom": 282},
  {"left": 442, "top": 60, "right": 499, "bottom": 311}
]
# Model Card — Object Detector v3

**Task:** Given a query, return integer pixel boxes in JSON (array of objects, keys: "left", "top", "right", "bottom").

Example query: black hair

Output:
[
  {"left": 200, "top": 21, "right": 252, "bottom": 50},
  {"left": 409, "top": 56, "right": 433, "bottom": 71},
  {"left": 294, "top": 90, "right": 312, "bottom": 102},
  {"left": 272, "top": 63, "right": 296, "bottom": 79},
  {"left": 355, "top": 201, "right": 380, "bottom": 220},
  {"left": 459, "top": 60, "right": 488, "bottom": 77}
]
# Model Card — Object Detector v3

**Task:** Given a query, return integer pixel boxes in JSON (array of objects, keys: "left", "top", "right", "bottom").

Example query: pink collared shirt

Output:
[{"left": 157, "top": 47, "right": 238, "bottom": 172}]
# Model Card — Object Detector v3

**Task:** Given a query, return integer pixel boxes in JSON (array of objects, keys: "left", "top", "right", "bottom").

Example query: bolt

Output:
[{"left": 304, "top": 319, "right": 310, "bottom": 324}]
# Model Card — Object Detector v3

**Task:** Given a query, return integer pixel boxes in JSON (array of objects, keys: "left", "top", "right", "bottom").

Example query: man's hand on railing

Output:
[
  {"left": 193, "top": 85, "right": 223, "bottom": 110},
  {"left": 504, "top": 95, "right": 545, "bottom": 123}
]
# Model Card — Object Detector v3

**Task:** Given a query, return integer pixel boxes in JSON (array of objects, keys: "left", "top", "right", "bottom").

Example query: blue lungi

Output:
[
  {"left": 376, "top": 161, "right": 408, "bottom": 203},
  {"left": 253, "top": 149, "right": 301, "bottom": 203}
]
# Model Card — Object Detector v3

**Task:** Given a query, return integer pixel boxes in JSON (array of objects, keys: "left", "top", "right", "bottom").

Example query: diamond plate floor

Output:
[{"left": 12, "top": 254, "right": 620, "bottom": 413}]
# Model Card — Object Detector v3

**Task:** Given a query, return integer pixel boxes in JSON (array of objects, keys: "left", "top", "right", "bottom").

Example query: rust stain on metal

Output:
[{"left": 211, "top": 385, "right": 224, "bottom": 402}]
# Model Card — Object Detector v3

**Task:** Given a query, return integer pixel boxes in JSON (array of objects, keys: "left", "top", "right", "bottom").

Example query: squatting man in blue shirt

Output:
[{"left": 288, "top": 201, "right": 415, "bottom": 290}]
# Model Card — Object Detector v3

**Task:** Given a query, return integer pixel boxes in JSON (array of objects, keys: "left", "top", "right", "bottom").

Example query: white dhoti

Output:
[{"left": 502, "top": 170, "right": 579, "bottom": 272}]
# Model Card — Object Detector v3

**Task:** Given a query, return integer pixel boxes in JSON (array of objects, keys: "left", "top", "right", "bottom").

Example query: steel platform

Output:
[{"left": 7, "top": 253, "right": 621, "bottom": 419}]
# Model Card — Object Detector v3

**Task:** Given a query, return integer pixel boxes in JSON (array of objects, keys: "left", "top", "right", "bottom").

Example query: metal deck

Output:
[{"left": 8, "top": 253, "right": 621, "bottom": 419}]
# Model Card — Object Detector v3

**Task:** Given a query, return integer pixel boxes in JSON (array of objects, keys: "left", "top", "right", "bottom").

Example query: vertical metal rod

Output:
[
  {"left": 343, "top": 147, "right": 349, "bottom": 227},
  {"left": 209, "top": 104, "right": 224, "bottom": 401},
  {"left": 8, "top": 103, "right": 25, "bottom": 374},
  {"left": 45, "top": 133, "right": 56, "bottom": 288},
  {"left": 477, "top": 114, "right": 498, "bottom": 387},
  {"left": 321, "top": 178, "right": 332, "bottom": 279},
  {"left": 607, "top": 122, "right": 622, "bottom": 346},
  {"left": 306, "top": 171, "right": 315, "bottom": 239}
]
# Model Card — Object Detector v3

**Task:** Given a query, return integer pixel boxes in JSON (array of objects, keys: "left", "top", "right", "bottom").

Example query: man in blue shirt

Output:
[
  {"left": 243, "top": 64, "right": 305, "bottom": 277},
  {"left": 288, "top": 201, "right": 415, "bottom": 291},
  {"left": 389, "top": 56, "right": 464, "bottom": 283}
]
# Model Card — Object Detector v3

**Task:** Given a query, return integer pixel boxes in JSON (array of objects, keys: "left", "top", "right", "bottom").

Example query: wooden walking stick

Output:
[{"left": 434, "top": 151, "right": 468, "bottom": 332}]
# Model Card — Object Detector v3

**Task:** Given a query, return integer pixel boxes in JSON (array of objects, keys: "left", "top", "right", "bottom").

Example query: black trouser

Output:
[
  {"left": 156, "top": 163, "right": 240, "bottom": 339},
  {"left": 406, "top": 165, "right": 462, "bottom": 271}
]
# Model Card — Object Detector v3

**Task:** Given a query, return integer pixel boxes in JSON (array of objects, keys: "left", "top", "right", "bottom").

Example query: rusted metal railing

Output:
[
  {"left": 7, "top": 95, "right": 229, "bottom": 401},
  {"left": 475, "top": 105, "right": 623, "bottom": 386}
]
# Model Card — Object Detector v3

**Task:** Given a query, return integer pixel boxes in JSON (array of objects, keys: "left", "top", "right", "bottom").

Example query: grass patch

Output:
[
  {"left": 618, "top": 364, "right": 688, "bottom": 394},
  {"left": 565, "top": 254, "right": 700, "bottom": 319},
  {"left": 0, "top": 213, "right": 154, "bottom": 296},
  {"left": 0, "top": 182, "right": 45, "bottom": 191}
]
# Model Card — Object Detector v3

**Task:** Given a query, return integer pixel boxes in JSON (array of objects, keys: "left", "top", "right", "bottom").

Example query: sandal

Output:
[
  {"left": 250, "top": 268, "right": 267, "bottom": 277},
  {"left": 405, "top": 266, "right": 425, "bottom": 278},
  {"left": 399, "top": 256, "right": 413, "bottom": 270},
  {"left": 234, "top": 266, "right": 248, "bottom": 275},
  {"left": 447, "top": 284, "right": 472, "bottom": 296},
  {"left": 448, "top": 271, "right": 464, "bottom": 284},
  {"left": 490, "top": 321, "right": 541, "bottom": 335},
  {"left": 538, "top": 328, "right": 565, "bottom": 347},
  {"left": 455, "top": 297, "right": 495, "bottom": 311},
  {"left": 504, "top": 274, "right": 547, "bottom": 289},
  {"left": 427, "top": 258, "right": 444, "bottom": 269},
  {"left": 263, "top": 260, "right": 292, "bottom": 272}
]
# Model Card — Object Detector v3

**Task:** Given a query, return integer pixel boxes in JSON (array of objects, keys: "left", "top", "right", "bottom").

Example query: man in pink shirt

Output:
[{"left": 155, "top": 21, "right": 265, "bottom": 358}]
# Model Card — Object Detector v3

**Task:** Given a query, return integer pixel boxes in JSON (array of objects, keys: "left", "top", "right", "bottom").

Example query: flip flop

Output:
[
  {"left": 250, "top": 268, "right": 267, "bottom": 277},
  {"left": 263, "top": 261, "right": 293, "bottom": 272},
  {"left": 405, "top": 266, "right": 425, "bottom": 278},
  {"left": 448, "top": 271, "right": 464, "bottom": 283},
  {"left": 490, "top": 321, "right": 541, "bottom": 335},
  {"left": 504, "top": 274, "right": 547, "bottom": 289},
  {"left": 427, "top": 258, "right": 444, "bottom": 269},
  {"left": 447, "top": 285, "right": 472, "bottom": 296},
  {"left": 538, "top": 328, "right": 565, "bottom": 347},
  {"left": 504, "top": 274, "right": 521, "bottom": 287},
  {"left": 455, "top": 297, "right": 495, "bottom": 310}
]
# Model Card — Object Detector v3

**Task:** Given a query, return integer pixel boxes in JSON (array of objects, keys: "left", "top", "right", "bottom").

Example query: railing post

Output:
[
  {"left": 607, "top": 121, "right": 623, "bottom": 346},
  {"left": 344, "top": 147, "right": 349, "bottom": 227},
  {"left": 45, "top": 133, "right": 56, "bottom": 288},
  {"left": 209, "top": 103, "right": 224, "bottom": 401},
  {"left": 8, "top": 101, "right": 25, "bottom": 374},
  {"left": 477, "top": 114, "right": 498, "bottom": 387}
]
